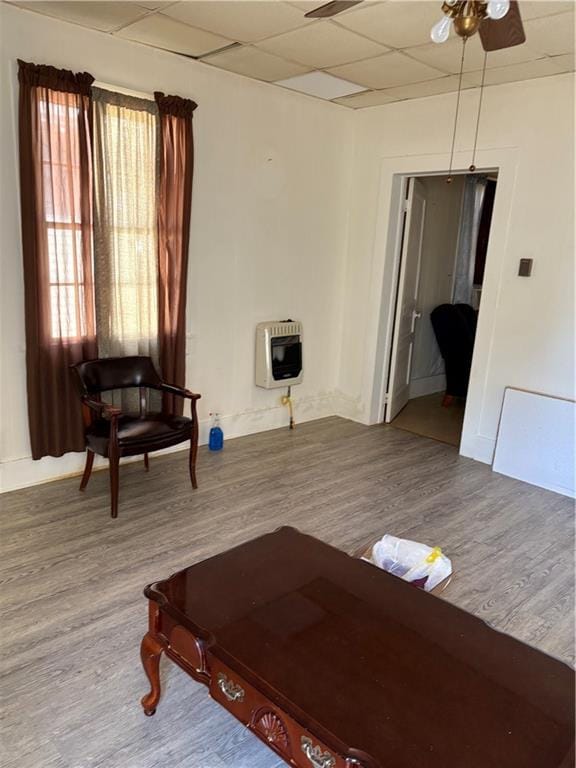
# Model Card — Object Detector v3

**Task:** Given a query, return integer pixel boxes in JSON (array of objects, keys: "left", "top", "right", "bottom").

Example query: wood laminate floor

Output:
[
  {"left": 1, "top": 417, "right": 574, "bottom": 768},
  {"left": 392, "top": 393, "right": 465, "bottom": 446}
]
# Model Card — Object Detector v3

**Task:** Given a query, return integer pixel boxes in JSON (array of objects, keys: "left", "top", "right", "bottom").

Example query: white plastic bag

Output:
[{"left": 371, "top": 534, "right": 452, "bottom": 592}]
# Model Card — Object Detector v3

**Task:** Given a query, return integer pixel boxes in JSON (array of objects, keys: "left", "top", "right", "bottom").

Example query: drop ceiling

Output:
[{"left": 7, "top": 0, "right": 575, "bottom": 108}]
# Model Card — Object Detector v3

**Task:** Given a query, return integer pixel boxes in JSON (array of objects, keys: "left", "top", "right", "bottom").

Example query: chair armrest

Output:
[
  {"left": 81, "top": 396, "right": 122, "bottom": 419},
  {"left": 155, "top": 383, "right": 201, "bottom": 401}
]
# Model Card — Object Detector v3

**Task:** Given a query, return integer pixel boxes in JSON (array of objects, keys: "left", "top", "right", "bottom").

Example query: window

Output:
[
  {"left": 92, "top": 88, "right": 159, "bottom": 359},
  {"left": 39, "top": 87, "right": 158, "bottom": 351},
  {"left": 39, "top": 93, "right": 91, "bottom": 341}
]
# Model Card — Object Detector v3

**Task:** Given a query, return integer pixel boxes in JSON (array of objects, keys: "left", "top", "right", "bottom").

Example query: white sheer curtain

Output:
[
  {"left": 92, "top": 87, "right": 160, "bottom": 410},
  {"left": 452, "top": 174, "right": 487, "bottom": 305}
]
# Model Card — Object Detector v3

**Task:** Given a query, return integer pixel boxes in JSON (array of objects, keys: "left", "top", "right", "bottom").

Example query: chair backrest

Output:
[
  {"left": 430, "top": 304, "right": 477, "bottom": 360},
  {"left": 430, "top": 303, "right": 478, "bottom": 398},
  {"left": 454, "top": 303, "right": 478, "bottom": 343},
  {"left": 73, "top": 356, "right": 162, "bottom": 395}
]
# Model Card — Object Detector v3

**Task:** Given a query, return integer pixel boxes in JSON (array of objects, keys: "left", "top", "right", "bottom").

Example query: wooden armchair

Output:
[
  {"left": 72, "top": 356, "right": 200, "bottom": 519},
  {"left": 430, "top": 303, "right": 478, "bottom": 406}
]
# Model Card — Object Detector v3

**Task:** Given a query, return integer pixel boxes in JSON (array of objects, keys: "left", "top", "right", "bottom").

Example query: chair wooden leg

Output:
[
  {"left": 189, "top": 431, "right": 198, "bottom": 490},
  {"left": 442, "top": 394, "right": 454, "bottom": 408},
  {"left": 144, "top": 453, "right": 149, "bottom": 472},
  {"left": 109, "top": 453, "right": 120, "bottom": 519},
  {"left": 189, "top": 446, "right": 198, "bottom": 490},
  {"left": 79, "top": 450, "right": 94, "bottom": 491}
]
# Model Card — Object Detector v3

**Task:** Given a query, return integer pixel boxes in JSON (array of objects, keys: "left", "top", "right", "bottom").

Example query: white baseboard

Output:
[
  {"left": 409, "top": 374, "right": 446, "bottom": 399},
  {"left": 0, "top": 393, "right": 338, "bottom": 493},
  {"left": 214, "top": 392, "right": 339, "bottom": 443},
  {"left": 0, "top": 443, "right": 187, "bottom": 494},
  {"left": 331, "top": 390, "right": 367, "bottom": 423},
  {"left": 459, "top": 433, "right": 496, "bottom": 465}
]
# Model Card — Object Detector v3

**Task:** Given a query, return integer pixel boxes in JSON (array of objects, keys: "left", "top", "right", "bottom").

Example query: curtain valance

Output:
[
  {"left": 18, "top": 59, "right": 94, "bottom": 94},
  {"left": 154, "top": 91, "right": 197, "bottom": 118},
  {"left": 93, "top": 86, "right": 159, "bottom": 115}
]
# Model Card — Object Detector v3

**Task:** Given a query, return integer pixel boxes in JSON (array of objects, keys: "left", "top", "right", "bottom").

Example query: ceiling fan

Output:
[
  {"left": 305, "top": 0, "right": 526, "bottom": 52},
  {"left": 306, "top": 1, "right": 527, "bottom": 176}
]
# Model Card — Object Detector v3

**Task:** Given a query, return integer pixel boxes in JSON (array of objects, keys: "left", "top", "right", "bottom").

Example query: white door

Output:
[{"left": 385, "top": 178, "right": 427, "bottom": 422}]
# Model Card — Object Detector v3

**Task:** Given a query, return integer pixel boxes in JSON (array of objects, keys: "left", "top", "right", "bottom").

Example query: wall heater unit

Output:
[{"left": 255, "top": 320, "right": 303, "bottom": 389}]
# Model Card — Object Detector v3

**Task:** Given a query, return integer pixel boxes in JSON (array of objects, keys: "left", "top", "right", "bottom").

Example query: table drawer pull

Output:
[
  {"left": 216, "top": 672, "right": 245, "bottom": 703},
  {"left": 301, "top": 736, "right": 336, "bottom": 768}
]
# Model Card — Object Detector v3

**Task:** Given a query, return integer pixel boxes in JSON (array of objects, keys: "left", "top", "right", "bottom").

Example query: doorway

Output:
[{"left": 384, "top": 172, "right": 497, "bottom": 447}]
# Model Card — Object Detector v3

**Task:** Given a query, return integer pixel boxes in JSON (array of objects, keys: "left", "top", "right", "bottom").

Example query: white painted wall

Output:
[
  {"left": 409, "top": 175, "right": 464, "bottom": 399},
  {"left": 338, "top": 73, "right": 575, "bottom": 464},
  {"left": 0, "top": 5, "right": 354, "bottom": 491},
  {"left": 1, "top": 5, "right": 574, "bottom": 492}
]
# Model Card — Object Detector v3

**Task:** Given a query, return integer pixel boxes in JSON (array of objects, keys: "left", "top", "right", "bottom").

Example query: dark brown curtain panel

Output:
[
  {"left": 154, "top": 92, "right": 197, "bottom": 414},
  {"left": 18, "top": 60, "right": 97, "bottom": 459}
]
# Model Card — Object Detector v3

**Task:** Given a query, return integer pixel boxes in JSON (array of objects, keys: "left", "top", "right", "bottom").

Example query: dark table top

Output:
[{"left": 146, "top": 526, "right": 575, "bottom": 768}]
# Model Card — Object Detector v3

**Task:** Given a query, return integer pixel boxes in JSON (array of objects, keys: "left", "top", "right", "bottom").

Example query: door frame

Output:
[
  {"left": 365, "top": 147, "right": 518, "bottom": 461},
  {"left": 384, "top": 176, "right": 427, "bottom": 422}
]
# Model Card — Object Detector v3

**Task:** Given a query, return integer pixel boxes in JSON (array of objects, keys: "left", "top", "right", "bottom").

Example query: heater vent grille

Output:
[{"left": 269, "top": 322, "right": 301, "bottom": 337}]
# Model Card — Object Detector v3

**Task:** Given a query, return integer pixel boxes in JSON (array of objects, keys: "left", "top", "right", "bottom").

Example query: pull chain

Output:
[
  {"left": 447, "top": 37, "right": 467, "bottom": 184},
  {"left": 469, "top": 51, "right": 488, "bottom": 172}
]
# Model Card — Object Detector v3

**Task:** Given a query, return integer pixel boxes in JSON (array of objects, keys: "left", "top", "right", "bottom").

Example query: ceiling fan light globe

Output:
[
  {"left": 486, "top": 0, "right": 510, "bottom": 20},
  {"left": 430, "top": 16, "right": 451, "bottom": 44}
]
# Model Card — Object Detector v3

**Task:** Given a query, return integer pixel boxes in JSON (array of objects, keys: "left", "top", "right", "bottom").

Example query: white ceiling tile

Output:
[
  {"left": 256, "top": 20, "right": 388, "bottom": 68},
  {"left": 465, "top": 55, "right": 572, "bottom": 86},
  {"left": 12, "top": 1, "right": 148, "bottom": 32},
  {"left": 136, "top": 2, "right": 175, "bottom": 9},
  {"left": 164, "top": 1, "right": 311, "bottom": 44},
  {"left": 203, "top": 45, "right": 311, "bottom": 81},
  {"left": 382, "top": 73, "right": 475, "bottom": 100},
  {"left": 405, "top": 35, "right": 546, "bottom": 74},
  {"left": 547, "top": 52, "right": 576, "bottom": 70},
  {"left": 524, "top": 11, "right": 575, "bottom": 55},
  {"left": 116, "top": 13, "right": 233, "bottom": 56},
  {"left": 284, "top": 1, "right": 386, "bottom": 12},
  {"left": 9, "top": 0, "right": 573, "bottom": 104},
  {"left": 333, "top": 89, "right": 399, "bottom": 108},
  {"left": 327, "top": 51, "right": 444, "bottom": 89},
  {"left": 335, "top": 1, "right": 445, "bottom": 49},
  {"left": 276, "top": 70, "right": 367, "bottom": 98},
  {"left": 518, "top": 1, "right": 575, "bottom": 21},
  {"left": 284, "top": 1, "right": 325, "bottom": 11}
]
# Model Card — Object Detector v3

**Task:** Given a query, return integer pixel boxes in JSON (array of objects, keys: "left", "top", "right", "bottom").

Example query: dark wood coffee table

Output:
[{"left": 140, "top": 526, "right": 574, "bottom": 768}]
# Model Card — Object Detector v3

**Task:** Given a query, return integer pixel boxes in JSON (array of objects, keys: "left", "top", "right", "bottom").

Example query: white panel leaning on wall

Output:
[{"left": 492, "top": 388, "right": 576, "bottom": 498}]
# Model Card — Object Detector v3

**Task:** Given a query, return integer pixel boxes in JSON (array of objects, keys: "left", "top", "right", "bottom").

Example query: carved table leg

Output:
[{"left": 140, "top": 632, "right": 166, "bottom": 716}]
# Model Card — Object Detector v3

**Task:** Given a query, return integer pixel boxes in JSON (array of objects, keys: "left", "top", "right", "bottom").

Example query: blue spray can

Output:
[{"left": 208, "top": 413, "right": 224, "bottom": 451}]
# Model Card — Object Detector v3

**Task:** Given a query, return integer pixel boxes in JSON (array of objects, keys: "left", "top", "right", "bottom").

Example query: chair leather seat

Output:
[{"left": 86, "top": 413, "right": 193, "bottom": 458}]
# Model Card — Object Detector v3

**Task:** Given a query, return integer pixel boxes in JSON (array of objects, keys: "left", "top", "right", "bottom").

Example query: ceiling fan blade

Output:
[
  {"left": 305, "top": 1, "right": 362, "bottom": 19},
  {"left": 479, "top": 0, "right": 526, "bottom": 51}
]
